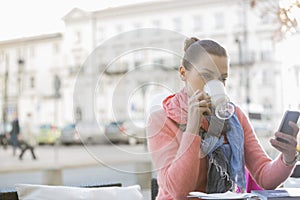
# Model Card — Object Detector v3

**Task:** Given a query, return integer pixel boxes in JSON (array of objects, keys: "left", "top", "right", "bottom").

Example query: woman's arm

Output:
[
  {"left": 237, "top": 107, "right": 294, "bottom": 189},
  {"left": 147, "top": 109, "right": 202, "bottom": 199}
]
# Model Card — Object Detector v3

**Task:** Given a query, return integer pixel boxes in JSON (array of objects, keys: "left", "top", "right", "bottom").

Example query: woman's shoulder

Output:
[
  {"left": 235, "top": 105, "right": 248, "bottom": 121},
  {"left": 147, "top": 109, "right": 168, "bottom": 126},
  {"left": 147, "top": 108, "right": 178, "bottom": 138}
]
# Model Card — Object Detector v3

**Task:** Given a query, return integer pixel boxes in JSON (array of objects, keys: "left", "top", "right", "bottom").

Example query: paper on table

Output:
[{"left": 188, "top": 191, "right": 258, "bottom": 199}]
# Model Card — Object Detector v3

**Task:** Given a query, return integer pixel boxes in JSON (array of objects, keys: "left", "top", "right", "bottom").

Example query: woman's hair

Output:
[{"left": 182, "top": 37, "right": 228, "bottom": 70}]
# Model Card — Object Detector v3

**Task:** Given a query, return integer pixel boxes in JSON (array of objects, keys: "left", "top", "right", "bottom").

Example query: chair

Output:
[
  {"left": 151, "top": 178, "right": 159, "bottom": 200},
  {"left": 291, "top": 164, "right": 300, "bottom": 178},
  {"left": 0, "top": 183, "right": 122, "bottom": 200}
]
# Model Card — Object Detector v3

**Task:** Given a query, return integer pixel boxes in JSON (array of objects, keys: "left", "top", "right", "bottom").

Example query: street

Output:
[{"left": 0, "top": 144, "right": 152, "bottom": 199}]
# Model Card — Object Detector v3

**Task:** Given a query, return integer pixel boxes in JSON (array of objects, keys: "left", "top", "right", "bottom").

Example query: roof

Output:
[
  {"left": 62, "top": 0, "right": 234, "bottom": 21},
  {"left": 0, "top": 33, "right": 63, "bottom": 47}
]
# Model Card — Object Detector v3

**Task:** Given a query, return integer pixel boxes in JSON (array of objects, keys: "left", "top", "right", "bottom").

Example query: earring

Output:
[{"left": 180, "top": 75, "right": 186, "bottom": 81}]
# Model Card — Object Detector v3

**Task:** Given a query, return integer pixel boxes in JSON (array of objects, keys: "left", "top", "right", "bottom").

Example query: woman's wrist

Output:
[{"left": 283, "top": 152, "right": 300, "bottom": 166}]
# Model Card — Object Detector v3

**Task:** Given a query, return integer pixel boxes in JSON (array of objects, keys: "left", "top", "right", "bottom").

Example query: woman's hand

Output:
[
  {"left": 270, "top": 121, "right": 299, "bottom": 165},
  {"left": 186, "top": 90, "right": 211, "bottom": 134}
]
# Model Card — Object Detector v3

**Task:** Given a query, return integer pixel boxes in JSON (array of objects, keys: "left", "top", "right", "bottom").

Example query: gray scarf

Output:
[
  {"left": 178, "top": 114, "right": 246, "bottom": 193},
  {"left": 205, "top": 114, "right": 246, "bottom": 193}
]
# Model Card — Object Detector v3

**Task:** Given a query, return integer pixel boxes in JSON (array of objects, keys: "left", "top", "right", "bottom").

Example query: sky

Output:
[{"left": 0, "top": 0, "right": 158, "bottom": 41}]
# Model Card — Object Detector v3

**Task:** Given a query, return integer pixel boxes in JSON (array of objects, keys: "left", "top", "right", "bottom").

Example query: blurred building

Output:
[
  {"left": 0, "top": 0, "right": 299, "bottom": 128},
  {"left": 0, "top": 33, "right": 68, "bottom": 127}
]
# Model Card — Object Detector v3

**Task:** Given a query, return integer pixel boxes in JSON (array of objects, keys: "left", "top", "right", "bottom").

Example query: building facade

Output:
[
  {"left": 0, "top": 33, "right": 68, "bottom": 127},
  {"left": 0, "top": 0, "right": 299, "bottom": 131}
]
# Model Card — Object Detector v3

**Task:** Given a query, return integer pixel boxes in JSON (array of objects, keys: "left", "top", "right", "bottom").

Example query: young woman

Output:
[{"left": 147, "top": 37, "right": 299, "bottom": 200}]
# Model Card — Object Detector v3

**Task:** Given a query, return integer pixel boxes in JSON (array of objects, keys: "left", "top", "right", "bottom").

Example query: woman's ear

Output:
[{"left": 179, "top": 66, "right": 187, "bottom": 81}]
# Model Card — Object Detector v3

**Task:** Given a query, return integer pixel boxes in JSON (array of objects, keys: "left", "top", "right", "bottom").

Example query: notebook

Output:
[{"left": 251, "top": 188, "right": 300, "bottom": 200}]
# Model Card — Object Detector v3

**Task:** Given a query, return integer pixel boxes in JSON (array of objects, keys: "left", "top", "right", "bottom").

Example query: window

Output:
[
  {"left": 152, "top": 20, "right": 161, "bottom": 34},
  {"left": 152, "top": 20, "right": 161, "bottom": 28},
  {"left": 30, "top": 46, "right": 35, "bottom": 58},
  {"left": 30, "top": 76, "right": 35, "bottom": 88},
  {"left": 134, "top": 51, "right": 143, "bottom": 67},
  {"left": 75, "top": 107, "right": 82, "bottom": 122},
  {"left": 116, "top": 25, "right": 123, "bottom": 32},
  {"left": 235, "top": 10, "right": 243, "bottom": 28},
  {"left": 133, "top": 22, "right": 142, "bottom": 37},
  {"left": 193, "top": 15, "right": 203, "bottom": 31},
  {"left": 260, "top": 50, "right": 273, "bottom": 61},
  {"left": 173, "top": 17, "right": 182, "bottom": 32},
  {"left": 154, "top": 58, "right": 164, "bottom": 65},
  {"left": 295, "top": 66, "right": 300, "bottom": 87},
  {"left": 214, "top": 12, "right": 224, "bottom": 29},
  {"left": 98, "top": 27, "right": 105, "bottom": 40},
  {"left": 249, "top": 112, "right": 262, "bottom": 120},
  {"left": 260, "top": 13, "right": 274, "bottom": 25},
  {"left": 134, "top": 60, "right": 142, "bottom": 68},
  {"left": 53, "top": 43, "right": 60, "bottom": 54},
  {"left": 0, "top": 51, "right": 4, "bottom": 63},
  {"left": 262, "top": 70, "right": 272, "bottom": 86},
  {"left": 133, "top": 22, "right": 141, "bottom": 29},
  {"left": 120, "top": 61, "right": 128, "bottom": 72},
  {"left": 260, "top": 39, "right": 273, "bottom": 61},
  {"left": 74, "top": 31, "right": 81, "bottom": 44},
  {"left": 263, "top": 100, "right": 272, "bottom": 110}
]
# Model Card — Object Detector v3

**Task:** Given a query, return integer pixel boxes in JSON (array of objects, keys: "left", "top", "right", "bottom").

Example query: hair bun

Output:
[{"left": 184, "top": 37, "right": 199, "bottom": 52}]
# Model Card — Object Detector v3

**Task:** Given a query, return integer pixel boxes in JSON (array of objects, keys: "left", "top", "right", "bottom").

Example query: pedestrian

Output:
[
  {"left": 9, "top": 112, "right": 20, "bottom": 156},
  {"left": 19, "top": 113, "right": 37, "bottom": 160},
  {"left": 147, "top": 37, "right": 299, "bottom": 199}
]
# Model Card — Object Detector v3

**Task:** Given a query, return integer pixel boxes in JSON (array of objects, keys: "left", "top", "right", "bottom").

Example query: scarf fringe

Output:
[{"left": 209, "top": 157, "right": 231, "bottom": 181}]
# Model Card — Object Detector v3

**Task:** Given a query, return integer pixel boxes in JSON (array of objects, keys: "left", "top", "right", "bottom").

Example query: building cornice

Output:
[
  {"left": 92, "top": 0, "right": 240, "bottom": 19},
  {"left": 0, "top": 33, "right": 62, "bottom": 47},
  {"left": 63, "top": 0, "right": 241, "bottom": 22}
]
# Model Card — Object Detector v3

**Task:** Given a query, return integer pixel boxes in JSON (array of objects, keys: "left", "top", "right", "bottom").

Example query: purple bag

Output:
[{"left": 237, "top": 169, "right": 263, "bottom": 193}]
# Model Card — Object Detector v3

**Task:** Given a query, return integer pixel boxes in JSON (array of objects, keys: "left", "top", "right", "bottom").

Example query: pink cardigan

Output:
[{"left": 147, "top": 89, "right": 294, "bottom": 200}]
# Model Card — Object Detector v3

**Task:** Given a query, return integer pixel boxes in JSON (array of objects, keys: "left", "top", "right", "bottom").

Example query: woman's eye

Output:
[
  {"left": 219, "top": 77, "right": 227, "bottom": 84},
  {"left": 201, "top": 73, "right": 213, "bottom": 80}
]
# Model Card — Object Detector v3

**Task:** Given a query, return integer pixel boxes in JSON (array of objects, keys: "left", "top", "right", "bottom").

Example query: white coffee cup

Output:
[
  {"left": 203, "top": 80, "right": 235, "bottom": 119},
  {"left": 204, "top": 80, "right": 228, "bottom": 106}
]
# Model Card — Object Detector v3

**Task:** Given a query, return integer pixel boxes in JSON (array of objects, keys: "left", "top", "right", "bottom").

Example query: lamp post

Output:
[
  {"left": 235, "top": 0, "right": 252, "bottom": 116},
  {"left": 17, "top": 58, "right": 25, "bottom": 114},
  {"left": 140, "top": 82, "right": 148, "bottom": 151},
  {"left": 53, "top": 75, "right": 61, "bottom": 164},
  {"left": 2, "top": 54, "right": 9, "bottom": 149},
  {"left": 242, "top": 1, "right": 251, "bottom": 113}
]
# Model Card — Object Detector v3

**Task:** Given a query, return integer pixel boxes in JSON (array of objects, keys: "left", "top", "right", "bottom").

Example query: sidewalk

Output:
[
  {"left": 1, "top": 145, "right": 98, "bottom": 173},
  {"left": 0, "top": 144, "right": 152, "bottom": 199},
  {"left": 0, "top": 144, "right": 151, "bottom": 173}
]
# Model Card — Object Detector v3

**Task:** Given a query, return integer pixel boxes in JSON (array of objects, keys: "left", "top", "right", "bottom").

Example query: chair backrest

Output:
[
  {"left": 0, "top": 183, "right": 122, "bottom": 200},
  {"left": 151, "top": 178, "right": 159, "bottom": 200},
  {"left": 291, "top": 164, "right": 300, "bottom": 178},
  {"left": 0, "top": 189, "right": 18, "bottom": 200}
]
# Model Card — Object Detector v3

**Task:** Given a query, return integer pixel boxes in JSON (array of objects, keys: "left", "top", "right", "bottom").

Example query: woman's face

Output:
[{"left": 180, "top": 54, "right": 229, "bottom": 96}]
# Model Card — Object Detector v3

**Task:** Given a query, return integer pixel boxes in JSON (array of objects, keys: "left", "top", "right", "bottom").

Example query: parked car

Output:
[
  {"left": 104, "top": 121, "right": 126, "bottom": 144},
  {"left": 0, "top": 122, "right": 12, "bottom": 149},
  {"left": 36, "top": 124, "right": 61, "bottom": 145},
  {"left": 75, "top": 122, "right": 106, "bottom": 145},
  {"left": 104, "top": 119, "right": 146, "bottom": 145},
  {"left": 60, "top": 123, "right": 81, "bottom": 145}
]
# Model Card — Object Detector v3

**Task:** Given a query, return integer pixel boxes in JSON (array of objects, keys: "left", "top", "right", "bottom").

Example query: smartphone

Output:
[{"left": 276, "top": 110, "right": 300, "bottom": 143}]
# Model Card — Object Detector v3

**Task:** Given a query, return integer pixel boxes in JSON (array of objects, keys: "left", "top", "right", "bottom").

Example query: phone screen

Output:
[{"left": 276, "top": 111, "right": 300, "bottom": 143}]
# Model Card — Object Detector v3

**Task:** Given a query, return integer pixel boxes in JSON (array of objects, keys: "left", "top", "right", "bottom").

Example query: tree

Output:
[{"left": 251, "top": 0, "right": 300, "bottom": 41}]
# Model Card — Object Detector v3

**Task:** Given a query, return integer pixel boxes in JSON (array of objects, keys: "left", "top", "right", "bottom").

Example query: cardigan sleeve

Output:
[
  {"left": 236, "top": 107, "right": 294, "bottom": 189},
  {"left": 147, "top": 109, "right": 202, "bottom": 199}
]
